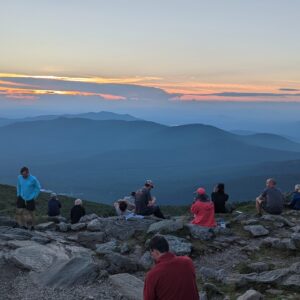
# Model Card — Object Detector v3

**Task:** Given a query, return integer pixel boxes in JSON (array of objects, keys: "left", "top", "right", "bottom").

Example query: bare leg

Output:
[
  {"left": 16, "top": 208, "right": 26, "bottom": 227},
  {"left": 256, "top": 199, "right": 263, "bottom": 215}
]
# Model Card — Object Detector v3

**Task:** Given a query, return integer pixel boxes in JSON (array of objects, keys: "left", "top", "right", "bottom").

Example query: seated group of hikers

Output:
[{"left": 15, "top": 167, "right": 300, "bottom": 230}]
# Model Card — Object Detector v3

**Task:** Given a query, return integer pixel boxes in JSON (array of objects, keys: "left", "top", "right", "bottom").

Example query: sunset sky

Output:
[{"left": 0, "top": 0, "right": 300, "bottom": 112}]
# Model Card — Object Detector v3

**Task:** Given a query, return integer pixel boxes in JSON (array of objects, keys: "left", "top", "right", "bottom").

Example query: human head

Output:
[
  {"left": 20, "top": 166, "right": 29, "bottom": 178},
  {"left": 196, "top": 187, "right": 206, "bottom": 195},
  {"left": 145, "top": 179, "right": 154, "bottom": 189},
  {"left": 149, "top": 235, "right": 169, "bottom": 261},
  {"left": 50, "top": 192, "right": 57, "bottom": 199},
  {"left": 266, "top": 178, "right": 276, "bottom": 188},
  {"left": 75, "top": 199, "right": 82, "bottom": 206},
  {"left": 118, "top": 200, "right": 128, "bottom": 212},
  {"left": 216, "top": 183, "right": 225, "bottom": 193},
  {"left": 295, "top": 184, "right": 300, "bottom": 192}
]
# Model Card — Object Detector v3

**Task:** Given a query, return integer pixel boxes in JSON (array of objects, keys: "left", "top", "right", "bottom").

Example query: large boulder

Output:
[
  {"left": 80, "top": 214, "right": 99, "bottom": 223},
  {"left": 0, "top": 227, "right": 33, "bottom": 241},
  {"left": 139, "top": 251, "right": 153, "bottom": 270},
  {"left": 243, "top": 225, "right": 269, "bottom": 237},
  {"left": 242, "top": 267, "right": 290, "bottom": 284},
  {"left": 77, "top": 232, "right": 106, "bottom": 249},
  {"left": 282, "top": 274, "right": 300, "bottom": 289},
  {"left": 199, "top": 267, "right": 227, "bottom": 283},
  {"left": 95, "top": 240, "right": 118, "bottom": 255},
  {"left": 157, "top": 235, "right": 192, "bottom": 256},
  {"left": 36, "top": 222, "right": 56, "bottom": 231},
  {"left": 185, "top": 224, "right": 215, "bottom": 240},
  {"left": 110, "top": 273, "right": 144, "bottom": 300},
  {"left": 147, "top": 219, "right": 183, "bottom": 234},
  {"left": 237, "top": 289, "right": 264, "bottom": 300},
  {"left": 261, "top": 215, "right": 295, "bottom": 227},
  {"left": 57, "top": 222, "right": 71, "bottom": 232},
  {"left": 104, "top": 253, "right": 141, "bottom": 274},
  {"left": 33, "top": 256, "right": 100, "bottom": 288},
  {"left": 70, "top": 223, "right": 86, "bottom": 231}
]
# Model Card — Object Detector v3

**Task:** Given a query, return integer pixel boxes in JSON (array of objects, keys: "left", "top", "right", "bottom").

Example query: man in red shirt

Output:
[{"left": 144, "top": 235, "right": 199, "bottom": 300}]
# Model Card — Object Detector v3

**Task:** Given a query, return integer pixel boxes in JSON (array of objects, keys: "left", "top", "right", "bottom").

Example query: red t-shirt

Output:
[
  {"left": 144, "top": 252, "right": 199, "bottom": 300},
  {"left": 191, "top": 200, "right": 216, "bottom": 228}
]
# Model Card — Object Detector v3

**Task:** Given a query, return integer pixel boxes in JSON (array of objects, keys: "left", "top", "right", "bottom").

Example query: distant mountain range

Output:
[
  {"left": 0, "top": 111, "right": 140, "bottom": 127},
  {"left": 0, "top": 116, "right": 299, "bottom": 204}
]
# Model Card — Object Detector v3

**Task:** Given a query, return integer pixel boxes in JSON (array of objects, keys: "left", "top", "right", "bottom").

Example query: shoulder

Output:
[
  {"left": 175, "top": 256, "right": 195, "bottom": 267},
  {"left": 146, "top": 265, "right": 160, "bottom": 282}
]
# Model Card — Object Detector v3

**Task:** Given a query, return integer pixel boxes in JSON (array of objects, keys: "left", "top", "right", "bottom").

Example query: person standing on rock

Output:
[
  {"left": 144, "top": 235, "right": 199, "bottom": 300},
  {"left": 16, "top": 166, "right": 41, "bottom": 230},
  {"left": 134, "top": 180, "right": 165, "bottom": 219},
  {"left": 70, "top": 199, "right": 86, "bottom": 224},
  {"left": 256, "top": 178, "right": 284, "bottom": 216}
]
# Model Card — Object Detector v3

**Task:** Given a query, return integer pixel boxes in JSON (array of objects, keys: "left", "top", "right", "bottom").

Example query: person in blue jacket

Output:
[
  {"left": 48, "top": 193, "right": 62, "bottom": 217},
  {"left": 16, "top": 166, "right": 41, "bottom": 230},
  {"left": 289, "top": 184, "right": 300, "bottom": 210}
]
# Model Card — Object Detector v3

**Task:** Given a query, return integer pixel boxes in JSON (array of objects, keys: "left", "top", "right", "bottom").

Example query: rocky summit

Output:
[{"left": 0, "top": 208, "right": 300, "bottom": 300}]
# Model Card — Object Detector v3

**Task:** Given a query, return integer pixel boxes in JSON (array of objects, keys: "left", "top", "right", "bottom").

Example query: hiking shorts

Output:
[{"left": 17, "top": 197, "right": 36, "bottom": 211}]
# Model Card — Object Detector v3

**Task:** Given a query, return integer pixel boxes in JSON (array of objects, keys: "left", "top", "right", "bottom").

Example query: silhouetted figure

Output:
[
  {"left": 191, "top": 187, "right": 216, "bottom": 227},
  {"left": 256, "top": 178, "right": 284, "bottom": 215},
  {"left": 70, "top": 199, "right": 86, "bottom": 224},
  {"left": 144, "top": 235, "right": 199, "bottom": 300},
  {"left": 16, "top": 166, "right": 41, "bottom": 230},
  {"left": 288, "top": 184, "right": 300, "bottom": 210},
  {"left": 135, "top": 180, "right": 165, "bottom": 219},
  {"left": 48, "top": 193, "right": 61, "bottom": 217},
  {"left": 211, "top": 183, "right": 230, "bottom": 213}
]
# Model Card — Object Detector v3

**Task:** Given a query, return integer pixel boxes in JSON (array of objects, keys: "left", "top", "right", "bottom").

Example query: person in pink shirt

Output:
[{"left": 191, "top": 187, "right": 216, "bottom": 228}]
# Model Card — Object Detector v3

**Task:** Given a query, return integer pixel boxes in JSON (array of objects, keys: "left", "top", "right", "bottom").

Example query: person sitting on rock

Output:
[
  {"left": 134, "top": 180, "right": 165, "bottom": 219},
  {"left": 144, "top": 235, "right": 199, "bottom": 300},
  {"left": 48, "top": 193, "right": 62, "bottom": 217},
  {"left": 191, "top": 187, "right": 217, "bottom": 228},
  {"left": 288, "top": 184, "right": 300, "bottom": 210},
  {"left": 70, "top": 199, "right": 86, "bottom": 224},
  {"left": 211, "top": 183, "right": 232, "bottom": 213},
  {"left": 256, "top": 178, "right": 284, "bottom": 216}
]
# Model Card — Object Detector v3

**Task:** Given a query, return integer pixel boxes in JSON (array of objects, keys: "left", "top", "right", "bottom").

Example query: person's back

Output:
[
  {"left": 263, "top": 187, "right": 284, "bottom": 215},
  {"left": 211, "top": 192, "right": 228, "bottom": 213},
  {"left": 144, "top": 236, "right": 198, "bottom": 300},
  {"left": 191, "top": 199, "right": 216, "bottom": 227},
  {"left": 135, "top": 186, "right": 151, "bottom": 214},
  {"left": 290, "top": 191, "right": 300, "bottom": 210},
  {"left": 48, "top": 197, "right": 61, "bottom": 217}
]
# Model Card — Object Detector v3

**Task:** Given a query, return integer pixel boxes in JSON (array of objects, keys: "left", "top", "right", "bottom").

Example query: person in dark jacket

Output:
[
  {"left": 144, "top": 235, "right": 199, "bottom": 300},
  {"left": 70, "top": 199, "right": 86, "bottom": 224},
  {"left": 288, "top": 184, "right": 300, "bottom": 210},
  {"left": 211, "top": 183, "right": 230, "bottom": 213},
  {"left": 47, "top": 193, "right": 61, "bottom": 217}
]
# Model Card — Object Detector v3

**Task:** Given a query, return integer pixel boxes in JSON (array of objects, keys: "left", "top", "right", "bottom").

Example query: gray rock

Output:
[
  {"left": 36, "top": 222, "right": 56, "bottom": 231},
  {"left": 162, "top": 235, "right": 192, "bottom": 255},
  {"left": 291, "top": 233, "right": 300, "bottom": 249},
  {"left": 237, "top": 289, "right": 264, "bottom": 300},
  {"left": 147, "top": 219, "right": 183, "bottom": 234},
  {"left": 57, "top": 222, "right": 71, "bottom": 232},
  {"left": 71, "top": 223, "right": 86, "bottom": 231},
  {"left": 120, "top": 242, "right": 130, "bottom": 254},
  {"left": 291, "top": 225, "right": 300, "bottom": 233},
  {"left": 199, "top": 267, "right": 227, "bottom": 282},
  {"left": 80, "top": 214, "right": 99, "bottom": 223},
  {"left": 248, "top": 262, "right": 269, "bottom": 273},
  {"left": 201, "top": 283, "right": 226, "bottom": 300},
  {"left": 185, "top": 224, "right": 215, "bottom": 240},
  {"left": 47, "top": 216, "right": 67, "bottom": 224},
  {"left": 104, "top": 253, "right": 141, "bottom": 274},
  {"left": 241, "top": 219, "right": 259, "bottom": 225},
  {"left": 139, "top": 251, "right": 153, "bottom": 270},
  {"left": 110, "top": 273, "right": 144, "bottom": 300},
  {"left": 289, "top": 262, "right": 300, "bottom": 274},
  {"left": 95, "top": 240, "right": 118, "bottom": 255},
  {"left": 33, "top": 256, "right": 100, "bottom": 288},
  {"left": 242, "top": 267, "right": 290, "bottom": 284},
  {"left": 243, "top": 225, "right": 269, "bottom": 237},
  {"left": 282, "top": 274, "right": 300, "bottom": 288},
  {"left": 261, "top": 237, "right": 296, "bottom": 250},
  {"left": 261, "top": 214, "right": 295, "bottom": 227},
  {"left": 87, "top": 219, "right": 103, "bottom": 231},
  {"left": 0, "top": 227, "right": 33, "bottom": 241},
  {"left": 77, "top": 232, "right": 106, "bottom": 249},
  {"left": 31, "top": 235, "right": 51, "bottom": 245},
  {"left": 6, "top": 240, "right": 39, "bottom": 249},
  {"left": 0, "top": 216, "right": 16, "bottom": 227}
]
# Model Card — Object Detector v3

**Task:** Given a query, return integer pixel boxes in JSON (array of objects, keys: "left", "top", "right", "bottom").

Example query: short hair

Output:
[
  {"left": 217, "top": 183, "right": 225, "bottom": 193},
  {"left": 295, "top": 184, "right": 300, "bottom": 192},
  {"left": 149, "top": 235, "right": 169, "bottom": 253},
  {"left": 20, "top": 166, "right": 29, "bottom": 174},
  {"left": 75, "top": 199, "right": 82, "bottom": 206},
  {"left": 267, "top": 178, "right": 276, "bottom": 185},
  {"left": 118, "top": 201, "right": 128, "bottom": 212}
]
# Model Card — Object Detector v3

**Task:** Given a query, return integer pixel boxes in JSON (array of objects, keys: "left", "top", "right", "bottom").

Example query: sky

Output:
[{"left": 0, "top": 0, "right": 300, "bottom": 118}]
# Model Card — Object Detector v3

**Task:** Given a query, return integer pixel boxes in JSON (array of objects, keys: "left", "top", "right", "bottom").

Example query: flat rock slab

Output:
[
  {"left": 243, "top": 225, "right": 269, "bottom": 237},
  {"left": 185, "top": 224, "right": 214, "bottom": 240},
  {"left": 163, "top": 234, "right": 192, "bottom": 256},
  {"left": 147, "top": 219, "right": 183, "bottom": 234},
  {"left": 110, "top": 273, "right": 144, "bottom": 300},
  {"left": 237, "top": 289, "right": 264, "bottom": 300}
]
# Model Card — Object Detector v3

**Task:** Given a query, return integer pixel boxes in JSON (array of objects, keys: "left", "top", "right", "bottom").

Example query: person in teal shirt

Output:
[{"left": 16, "top": 166, "right": 41, "bottom": 230}]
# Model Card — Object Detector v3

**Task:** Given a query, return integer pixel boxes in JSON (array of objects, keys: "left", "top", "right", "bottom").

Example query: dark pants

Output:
[{"left": 141, "top": 206, "right": 165, "bottom": 219}]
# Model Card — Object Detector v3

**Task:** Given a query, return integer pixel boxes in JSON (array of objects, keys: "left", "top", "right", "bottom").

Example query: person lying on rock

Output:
[
  {"left": 15, "top": 166, "right": 41, "bottom": 230},
  {"left": 144, "top": 235, "right": 199, "bottom": 300},
  {"left": 48, "top": 193, "right": 62, "bottom": 217},
  {"left": 70, "top": 199, "right": 86, "bottom": 224},
  {"left": 211, "top": 183, "right": 234, "bottom": 213},
  {"left": 288, "top": 184, "right": 300, "bottom": 211},
  {"left": 256, "top": 178, "right": 284, "bottom": 216},
  {"left": 191, "top": 187, "right": 217, "bottom": 228},
  {"left": 134, "top": 180, "right": 165, "bottom": 219}
]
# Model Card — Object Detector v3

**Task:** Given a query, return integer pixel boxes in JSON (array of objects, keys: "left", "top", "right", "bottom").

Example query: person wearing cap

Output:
[
  {"left": 47, "top": 192, "right": 62, "bottom": 217},
  {"left": 144, "top": 235, "right": 199, "bottom": 300},
  {"left": 190, "top": 187, "right": 216, "bottom": 227},
  {"left": 288, "top": 184, "right": 300, "bottom": 210},
  {"left": 70, "top": 199, "right": 86, "bottom": 224},
  {"left": 134, "top": 180, "right": 165, "bottom": 219}
]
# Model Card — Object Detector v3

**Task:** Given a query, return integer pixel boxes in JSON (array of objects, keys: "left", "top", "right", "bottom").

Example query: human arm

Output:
[
  {"left": 17, "top": 177, "right": 21, "bottom": 197},
  {"left": 33, "top": 177, "right": 41, "bottom": 199}
]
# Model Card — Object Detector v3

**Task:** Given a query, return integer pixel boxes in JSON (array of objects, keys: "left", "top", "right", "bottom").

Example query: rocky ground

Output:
[{"left": 0, "top": 208, "right": 299, "bottom": 300}]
